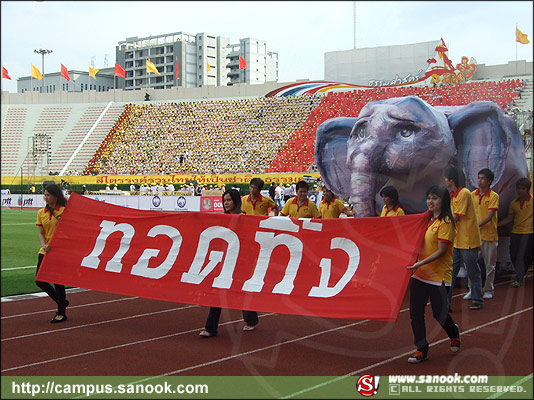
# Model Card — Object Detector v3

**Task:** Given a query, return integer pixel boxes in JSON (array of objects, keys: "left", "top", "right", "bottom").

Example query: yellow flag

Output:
[
  {"left": 146, "top": 60, "right": 160, "bottom": 75},
  {"left": 516, "top": 27, "right": 530, "bottom": 44},
  {"left": 89, "top": 67, "right": 99, "bottom": 79},
  {"left": 31, "top": 64, "right": 43, "bottom": 80},
  {"left": 206, "top": 60, "right": 211, "bottom": 71}
]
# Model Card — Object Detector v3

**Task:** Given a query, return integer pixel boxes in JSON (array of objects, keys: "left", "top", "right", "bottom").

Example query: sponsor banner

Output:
[
  {"left": 84, "top": 195, "right": 139, "bottom": 208},
  {"left": 200, "top": 196, "right": 224, "bottom": 213},
  {"left": 0, "top": 194, "right": 45, "bottom": 208},
  {"left": 138, "top": 195, "right": 201, "bottom": 212},
  {"left": 37, "top": 193, "right": 428, "bottom": 321}
]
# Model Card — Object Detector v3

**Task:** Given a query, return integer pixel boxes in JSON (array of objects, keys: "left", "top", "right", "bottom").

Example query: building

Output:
[
  {"left": 115, "top": 32, "right": 279, "bottom": 90},
  {"left": 17, "top": 68, "right": 115, "bottom": 94}
]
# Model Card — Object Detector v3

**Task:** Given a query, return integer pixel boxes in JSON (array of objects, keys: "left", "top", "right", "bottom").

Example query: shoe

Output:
[
  {"left": 407, "top": 350, "right": 428, "bottom": 363},
  {"left": 483, "top": 292, "right": 493, "bottom": 299},
  {"left": 65, "top": 300, "right": 70, "bottom": 308},
  {"left": 511, "top": 281, "right": 521, "bottom": 288},
  {"left": 50, "top": 313, "right": 68, "bottom": 323},
  {"left": 450, "top": 324, "right": 461, "bottom": 353},
  {"left": 199, "top": 330, "right": 216, "bottom": 337},
  {"left": 470, "top": 304, "right": 482, "bottom": 310},
  {"left": 463, "top": 291, "right": 472, "bottom": 300},
  {"left": 243, "top": 324, "right": 256, "bottom": 331}
]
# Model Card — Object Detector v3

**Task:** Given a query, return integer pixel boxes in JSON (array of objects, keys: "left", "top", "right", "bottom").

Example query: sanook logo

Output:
[
  {"left": 356, "top": 375, "right": 380, "bottom": 397},
  {"left": 80, "top": 217, "right": 361, "bottom": 298}
]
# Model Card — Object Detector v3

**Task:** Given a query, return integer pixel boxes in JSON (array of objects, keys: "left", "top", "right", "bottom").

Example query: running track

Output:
[{"left": 1, "top": 274, "right": 532, "bottom": 377}]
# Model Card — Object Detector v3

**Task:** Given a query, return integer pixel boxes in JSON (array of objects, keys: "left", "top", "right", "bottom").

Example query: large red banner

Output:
[{"left": 37, "top": 193, "right": 428, "bottom": 321}]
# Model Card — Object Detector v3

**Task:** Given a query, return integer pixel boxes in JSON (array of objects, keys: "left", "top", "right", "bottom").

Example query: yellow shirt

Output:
[
  {"left": 509, "top": 194, "right": 533, "bottom": 234},
  {"left": 451, "top": 187, "right": 481, "bottom": 249},
  {"left": 380, "top": 204, "right": 405, "bottom": 217},
  {"left": 319, "top": 198, "right": 347, "bottom": 219},
  {"left": 472, "top": 188, "right": 499, "bottom": 242},
  {"left": 241, "top": 194, "right": 276, "bottom": 216},
  {"left": 36, "top": 205, "right": 65, "bottom": 255},
  {"left": 414, "top": 216, "right": 456, "bottom": 285},
  {"left": 281, "top": 197, "right": 320, "bottom": 218}
]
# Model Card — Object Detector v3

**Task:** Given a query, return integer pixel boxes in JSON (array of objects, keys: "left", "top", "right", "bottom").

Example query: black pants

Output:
[
  {"left": 409, "top": 278, "right": 458, "bottom": 353},
  {"left": 205, "top": 307, "right": 258, "bottom": 335},
  {"left": 35, "top": 253, "right": 67, "bottom": 314},
  {"left": 510, "top": 233, "right": 533, "bottom": 283}
]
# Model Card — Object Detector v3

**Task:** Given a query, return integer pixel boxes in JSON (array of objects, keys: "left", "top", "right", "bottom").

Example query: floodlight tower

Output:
[
  {"left": 353, "top": 1, "right": 357, "bottom": 49},
  {"left": 34, "top": 48, "right": 53, "bottom": 93}
]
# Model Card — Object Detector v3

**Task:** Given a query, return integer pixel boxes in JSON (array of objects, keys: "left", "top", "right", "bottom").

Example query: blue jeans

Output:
[{"left": 448, "top": 247, "right": 483, "bottom": 308}]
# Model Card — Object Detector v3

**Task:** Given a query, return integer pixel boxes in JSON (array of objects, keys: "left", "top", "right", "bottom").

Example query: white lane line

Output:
[{"left": 1, "top": 266, "right": 37, "bottom": 271}]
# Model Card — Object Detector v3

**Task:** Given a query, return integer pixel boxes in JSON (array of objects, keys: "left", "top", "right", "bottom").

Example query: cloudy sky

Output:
[{"left": 1, "top": 1, "right": 532, "bottom": 93}]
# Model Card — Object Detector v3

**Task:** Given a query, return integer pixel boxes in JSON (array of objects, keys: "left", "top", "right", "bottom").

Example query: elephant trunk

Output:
[{"left": 349, "top": 171, "right": 377, "bottom": 217}]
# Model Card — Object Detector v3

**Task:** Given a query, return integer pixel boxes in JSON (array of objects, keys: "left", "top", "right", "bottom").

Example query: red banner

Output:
[{"left": 37, "top": 193, "right": 428, "bottom": 321}]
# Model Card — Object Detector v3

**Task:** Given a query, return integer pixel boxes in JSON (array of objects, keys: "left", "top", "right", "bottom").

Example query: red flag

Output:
[
  {"left": 175, "top": 61, "right": 180, "bottom": 79},
  {"left": 60, "top": 64, "right": 70, "bottom": 81},
  {"left": 239, "top": 55, "right": 247, "bottom": 70},
  {"left": 2, "top": 66, "right": 11, "bottom": 80},
  {"left": 114, "top": 64, "right": 126, "bottom": 78},
  {"left": 36, "top": 193, "right": 429, "bottom": 321}
]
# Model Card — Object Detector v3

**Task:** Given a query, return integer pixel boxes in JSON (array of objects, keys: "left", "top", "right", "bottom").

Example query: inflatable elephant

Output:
[{"left": 315, "top": 96, "right": 528, "bottom": 219}]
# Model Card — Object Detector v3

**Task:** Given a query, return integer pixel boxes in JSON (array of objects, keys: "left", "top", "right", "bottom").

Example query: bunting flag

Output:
[
  {"left": 36, "top": 193, "right": 429, "bottom": 321},
  {"left": 239, "top": 55, "right": 247, "bottom": 70},
  {"left": 2, "top": 66, "right": 11, "bottom": 80},
  {"left": 31, "top": 64, "right": 43, "bottom": 80},
  {"left": 516, "top": 27, "right": 530, "bottom": 44},
  {"left": 206, "top": 60, "right": 211, "bottom": 71},
  {"left": 146, "top": 60, "right": 160, "bottom": 75},
  {"left": 114, "top": 64, "right": 126, "bottom": 78},
  {"left": 89, "top": 67, "right": 99, "bottom": 79},
  {"left": 175, "top": 61, "right": 180, "bottom": 80},
  {"left": 60, "top": 64, "right": 70, "bottom": 81}
]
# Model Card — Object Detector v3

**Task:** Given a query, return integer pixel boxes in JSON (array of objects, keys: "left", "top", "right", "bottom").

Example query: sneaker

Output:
[
  {"left": 463, "top": 291, "right": 472, "bottom": 300},
  {"left": 483, "top": 292, "right": 493, "bottom": 299},
  {"left": 199, "top": 330, "right": 216, "bottom": 338},
  {"left": 511, "top": 281, "right": 521, "bottom": 288},
  {"left": 407, "top": 350, "right": 428, "bottom": 363},
  {"left": 243, "top": 324, "right": 256, "bottom": 331},
  {"left": 450, "top": 324, "right": 461, "bottom": 353},
  {"left": 470, "top": 304, "right": 482, "bottom": 310}
]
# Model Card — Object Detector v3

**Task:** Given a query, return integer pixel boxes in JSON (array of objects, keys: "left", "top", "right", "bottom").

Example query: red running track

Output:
[{"left": 1, "top": 274, "right": 532, "bottom": 377}]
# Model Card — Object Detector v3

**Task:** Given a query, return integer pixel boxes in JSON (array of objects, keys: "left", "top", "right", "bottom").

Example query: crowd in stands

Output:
[{"left": 84, "top": 79, "right": 525, "bottom": 176}]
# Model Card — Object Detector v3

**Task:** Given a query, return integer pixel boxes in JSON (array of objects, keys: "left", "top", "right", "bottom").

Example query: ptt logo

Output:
[
  {"left": 17, "top": 197, "right": 34, "bottom": 207},
  {"left": 356, "top": 375, "right": 380, "bottom": 397},
  {"left": 2, "top": 198, "right": 12, "bottom": 206}
]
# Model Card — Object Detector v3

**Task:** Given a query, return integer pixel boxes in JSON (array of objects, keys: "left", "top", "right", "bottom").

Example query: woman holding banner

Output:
[
  {"left": 199, "top": 189, "right": 259, "bottom": 337},
  {"left": 35, "top": 183, "right": 69, "bottom": 323},
  {"left": 407, "top": 185, "right": 460, "bottom": 363}
]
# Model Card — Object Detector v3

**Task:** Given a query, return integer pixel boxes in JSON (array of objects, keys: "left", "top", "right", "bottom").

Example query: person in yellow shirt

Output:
[
  {"left": 472, "top": 168, "right": 499, "bottom": 299},
  {"left": 35, "top": 183, "right": 69, "bottom": 323},
  {"left": 241, "top": 178, "right": 279, "bottom": 216},
  {"left": 280, "top": 181, "right": 320, "bottom": 218},
  {"left": 408, "top": 185, "right": 460, "bottom": 363},
  {"left": 379, "top": 186, "right": 405, "bottom": 217},
  {"left": 498, "top": 178, "right": 533, "bottom": 287},
  {"left": 319, "top": 187, "right": 354, "bottom": 218},
  {"left": 444, "top": 166, "right": 483, "bottom": 310}
]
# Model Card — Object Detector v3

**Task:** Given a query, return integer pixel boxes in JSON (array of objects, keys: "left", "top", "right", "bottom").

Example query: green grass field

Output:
[{"left": 1, "top": 208, "right": 43, "bottom": 296}]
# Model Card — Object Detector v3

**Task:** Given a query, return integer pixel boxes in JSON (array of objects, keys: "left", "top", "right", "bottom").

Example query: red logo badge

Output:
[{"left": 356, "top": 375, "right": 380, "bottom": 397}]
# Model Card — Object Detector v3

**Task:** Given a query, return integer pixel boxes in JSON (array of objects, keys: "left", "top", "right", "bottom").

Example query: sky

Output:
[{"left": 1, "top": 1, "right": 532, "bottom": 93}]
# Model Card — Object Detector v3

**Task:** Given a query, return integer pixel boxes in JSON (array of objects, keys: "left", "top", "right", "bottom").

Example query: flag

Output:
[
  {"left": 206, "top": 60, "right": 211, "bottom": 71},
  {"left": 239, "top": 55, "right": 247, "bottom": 70},
  {"left": 31, "top": 64, "right": 43, "bottom": 80},
  {"left": 175, "top": 61, "right": 179, "bottom": 80},
  {"left": 61, "top": 64, "right": 70, "bottom": 81},
  {"left": 114, "top": 64, "right": 125, "bottom": 78},
  {"left": 2, "top": 66, "right": 11, "bottom": 80},
  {"left": 146, "top": 60, "right": 160, "bottom": 75},
  {"left": 516, "top": 27, "right": 530, "bottom": 44},
  {"left": 89, "top": 67, "right": 99, "bottom": 79}
]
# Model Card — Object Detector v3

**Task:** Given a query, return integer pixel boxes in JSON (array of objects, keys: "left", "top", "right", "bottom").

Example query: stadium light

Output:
[{"left": 34, "top": 48, "right": 53, "bottom": 93}]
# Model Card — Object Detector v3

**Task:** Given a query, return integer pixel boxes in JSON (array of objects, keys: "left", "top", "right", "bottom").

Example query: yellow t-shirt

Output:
[
  {"left": 472, "top": 188, "right": 499, "bottom": 242},
  {"left": 451, "top": 187, "right": 481, "bottom": 249},
  {"left": 241, "top": 194, "right": 276, "bottom": 216},
  {"left": 380, "top": 204, "right": 405, "bottom": 217},
  {"left": 414, "top": 216, "right": 456, "bottom": 285},
  {"left": 281, "top": 197, "right": 320, "bottom": 218},
  {"left": 36, "top": 205, "right": 65, "bottom": 255},
  {"left": 319, "top": 198, "right": 347, "bottom": 219},
  {"left": 509, "top": 194, "right": 534, "bottom": 234}
]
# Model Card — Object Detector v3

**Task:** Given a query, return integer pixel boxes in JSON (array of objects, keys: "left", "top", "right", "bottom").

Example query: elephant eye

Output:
[
  {"left": 395, "top": 124, "right": 419, "bottom": 139},
  {"left": 351, "top": 123, "right": 366, "bottom": 140}
]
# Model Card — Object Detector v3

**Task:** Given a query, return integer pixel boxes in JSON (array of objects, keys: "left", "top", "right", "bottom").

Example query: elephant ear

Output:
[
  {"left": 446, "top": 101, "right": 512, "bottom": 189},
  {"left": 315, "top": 117, "right": 355, "bottom": 199}
]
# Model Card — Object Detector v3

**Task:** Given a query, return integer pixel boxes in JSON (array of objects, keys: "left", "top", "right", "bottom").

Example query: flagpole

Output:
[{"left": 515, "top": 24, "right": 518, "bottom": 75}]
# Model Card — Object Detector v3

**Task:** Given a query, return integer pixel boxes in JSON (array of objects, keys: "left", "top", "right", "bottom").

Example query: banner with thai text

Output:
[{"left": 37, "top": 193, "right": 429, "bottom": 321}]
